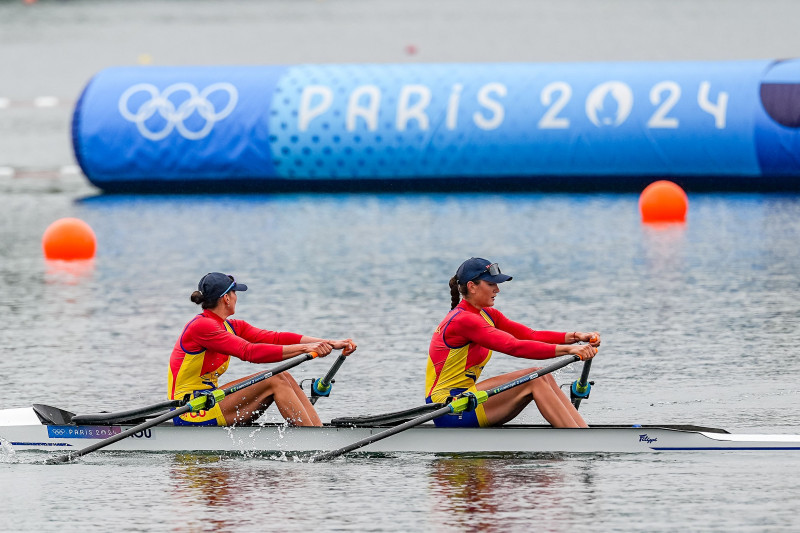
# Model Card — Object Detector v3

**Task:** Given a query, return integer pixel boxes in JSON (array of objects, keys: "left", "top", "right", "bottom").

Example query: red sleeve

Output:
[
  {"left": 227, "top": 319, "right": 303, "bottom": 345},
  {"left": 489, "top": 308, "right": 567, "bottom": 344},
  {"left": 447, "top": 311, "right": 557, "bottom": 360},
  {"left": 189, "top": 319, "right": 288, "bottom": 364}
]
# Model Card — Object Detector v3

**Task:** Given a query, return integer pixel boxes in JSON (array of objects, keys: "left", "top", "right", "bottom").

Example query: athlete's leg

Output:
[
  {"left": 219, "top": 371, "right": 321, "bottom": 427},
  {"left": 548, "top": 375, "right": 588, "bottom": 426},
  {"left": 477, "top": 368, "right": 586, "bottom": 428}
]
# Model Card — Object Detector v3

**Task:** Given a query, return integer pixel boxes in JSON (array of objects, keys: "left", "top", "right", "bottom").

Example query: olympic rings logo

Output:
[{"left": 118, "top": 82, "right": 238, "bottom": 141}]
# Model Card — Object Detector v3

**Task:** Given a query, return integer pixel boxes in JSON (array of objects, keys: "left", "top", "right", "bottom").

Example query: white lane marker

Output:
[
  {"left": 0, "top": 166, "right": 84, "bottom": 178},
  {"left": 0, "top": 97, "right": 73, "bottom": 109},
  {"left": 60, "top": 165, "right": 81, "bottom": 176},
  {"left": 33, "top": 96, "right": 60, "bottom": 108}
]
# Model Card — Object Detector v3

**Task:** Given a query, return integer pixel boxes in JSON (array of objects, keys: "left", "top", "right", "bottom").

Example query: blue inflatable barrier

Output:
[{"left": 71, "top": 60, "right": 800, "bottom": 192}]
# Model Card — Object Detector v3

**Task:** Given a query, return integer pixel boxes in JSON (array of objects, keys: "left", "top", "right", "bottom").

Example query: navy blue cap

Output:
[
  {"left": 455, "top": 258, "right": 512, "bottom": 284},
  {"left": 198, "top": 272, "right": 248, "bottom": 300}
]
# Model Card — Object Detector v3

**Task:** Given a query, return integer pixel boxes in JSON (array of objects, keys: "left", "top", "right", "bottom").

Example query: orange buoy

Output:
[
  {"left": 42, "top": 218, "right": 96, "bottom": 260},
  {"left": 639, "top": 180, "right": 688, "bottom": 223}
]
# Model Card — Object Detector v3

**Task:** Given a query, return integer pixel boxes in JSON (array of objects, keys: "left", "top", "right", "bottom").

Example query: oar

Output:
[
  {"left": 71, "top": 399, "right": 183, "bottom": 425},
  {"left": 311, "top": 354, "right": 583, "bottom": 462},
  {"left": 570, "top": 359, "right": 593, "bottom": 410},
  {"left": 310, "top": 354, "right": 348, "bottom": 405},
  {"left": 46, "top": 351, "right": 319, "bottom": 464},
  {"left": 570, "top": 336, "right": 597, "bottom": 410}
]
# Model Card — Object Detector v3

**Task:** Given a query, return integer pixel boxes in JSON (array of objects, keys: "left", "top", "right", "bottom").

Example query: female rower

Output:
[
  {"left": 168, "top": 272, "right": 356, "bottom": 427},
  {"left": 426, "top": 257, "right": 600, "bottom": 429}
]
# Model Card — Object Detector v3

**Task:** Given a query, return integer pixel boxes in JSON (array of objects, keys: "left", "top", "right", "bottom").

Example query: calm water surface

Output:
[
  {"left": 3, "top": 1, "right": 800, "bottom": 532},
  {"left": 3, "top": 187, "right": 800, "bottom": 532}
]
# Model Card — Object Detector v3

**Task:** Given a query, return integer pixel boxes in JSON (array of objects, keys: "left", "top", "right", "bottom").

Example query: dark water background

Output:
[{"left": 2, "top": 1, "right": 800, "bottom": 531}]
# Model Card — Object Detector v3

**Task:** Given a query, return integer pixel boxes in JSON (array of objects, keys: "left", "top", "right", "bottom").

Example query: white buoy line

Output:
[
  {"left": 0, "top": 165, "right": 82, "bottom": 178},
  {"left": 0, "top": 97, "right": 72, "bottom": 109}
]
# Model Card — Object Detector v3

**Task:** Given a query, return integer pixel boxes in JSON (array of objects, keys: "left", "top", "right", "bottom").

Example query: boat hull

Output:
[{"left": 2, "top": 408, "right": 800, "bottom": 454}]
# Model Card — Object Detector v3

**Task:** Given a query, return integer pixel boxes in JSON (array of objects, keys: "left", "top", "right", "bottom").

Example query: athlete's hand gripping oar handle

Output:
[
  {"left": 311, "top": 355, "right": 582, "bottom": 462},
  {"left": 46, "top": 352, "right": 320, "bottom": 465},
  {"left": 310, "top": 354, "right": 348, "bottom": 405}
]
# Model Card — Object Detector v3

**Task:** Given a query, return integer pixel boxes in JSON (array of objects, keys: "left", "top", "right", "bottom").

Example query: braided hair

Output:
[{"left": 449, "top": 275, "right": 473, "bottom": 310}]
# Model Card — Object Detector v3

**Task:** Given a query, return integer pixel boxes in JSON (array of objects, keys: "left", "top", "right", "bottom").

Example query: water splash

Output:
[{"left": 0, "top": 437, "right": 16, "bottom": 462}]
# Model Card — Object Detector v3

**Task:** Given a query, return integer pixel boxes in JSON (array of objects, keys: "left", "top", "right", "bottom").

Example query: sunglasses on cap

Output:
[
  {"left": 220, "top": 275, "right": 236, "bottom": 297},
  {"left": 468, "top": 263, "right": 502, "bottom": 282},
  {"left": 482, "top": 263, "right": 501, "bottom": 276}
]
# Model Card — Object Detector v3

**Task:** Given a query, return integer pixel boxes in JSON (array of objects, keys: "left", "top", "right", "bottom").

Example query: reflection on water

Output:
[
  {"left": 44, "top": 259, "right": 96, "bottom": 285},
  {"left": 4, "top": 0, "right": 800, "bottom": 531},
  {"left": 171, "top": 454, "right": 233, "bottom": 505},
  {"left": 430, "top": 457, "right": 506, "bottom": 521},
  {"left": 427, "top": 455, "right": 595, "bottom": 528}
]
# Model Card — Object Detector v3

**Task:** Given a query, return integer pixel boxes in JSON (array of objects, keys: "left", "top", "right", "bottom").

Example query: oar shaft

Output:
[
  {"left": 485, "top": 355, "right": 579, "bottom": 399},
  {"left": 313, "top": 355, "right": 581, "bottom": 462},
  {"left": 48, "top": 352, "right": 317, "bottom": 464},
  {"left": 225, "top": 352, "right": 315, "bottom": 395},
  {"left": 310, "top": 354, "right": 348, "bottom": 405},
  {"left": 571, "top": 359, "right": 593, "bottom": 409},
  {"left": 312, "top": 404, "right": 452, "bottom": 461},
  {"left": 47, "top": 405, "right": 192, "bottom": 464},
  {"left": 320, "top": 355, "right": 347, "bottom": 388},
  {"left": 577, "top": 360, "right": 593, "bottom": 385}
]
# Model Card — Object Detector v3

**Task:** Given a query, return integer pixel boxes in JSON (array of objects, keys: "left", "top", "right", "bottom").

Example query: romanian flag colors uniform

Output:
[
  {"left": 426, "top": 300, "right": 566, "bottom": 427},
  {"left": 168, "top": 309, "right": 303, "bottom": 425}
]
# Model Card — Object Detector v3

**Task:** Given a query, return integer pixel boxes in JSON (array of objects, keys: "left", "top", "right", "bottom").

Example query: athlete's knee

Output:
[
  {"left": 529, "top": 377, "right": 551, "bottom": 395},
  {"left": 271, "top": 373, "right": 302, "bottom": 394}
]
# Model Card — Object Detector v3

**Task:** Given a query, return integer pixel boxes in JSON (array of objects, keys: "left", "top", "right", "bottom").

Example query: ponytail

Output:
[
  {"left": 451, "top": 275, "right": 476, "bottom": 310},
  {"left": 190, "top": 290, "right": 219, "bottom": 309}
]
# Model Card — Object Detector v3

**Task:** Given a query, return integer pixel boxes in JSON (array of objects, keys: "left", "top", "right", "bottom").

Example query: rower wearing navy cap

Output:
[
  {"left": 426, "top": 258, "right": 600, "bottom": 428},
  {"left": 168, "top": 272, "right": 356, "bottom": 427}
]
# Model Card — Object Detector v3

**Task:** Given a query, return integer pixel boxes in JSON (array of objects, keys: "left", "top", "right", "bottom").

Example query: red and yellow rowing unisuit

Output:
[
  {"left": 425, "top": 300, "right": 566, "bottom": 425},
  {"left": 168, "top": 309, "right": 303, "bottom": 424}
]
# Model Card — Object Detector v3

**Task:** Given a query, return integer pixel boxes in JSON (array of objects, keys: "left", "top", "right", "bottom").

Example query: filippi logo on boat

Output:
[{"left": 118, "top": 82, "right": 238, "bottom": 141}]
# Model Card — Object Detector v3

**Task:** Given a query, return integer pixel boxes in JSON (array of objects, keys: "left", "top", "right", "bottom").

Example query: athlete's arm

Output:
[
  {"left": 488, "top": 309, "right": 566, "bottom": 344},
  {"left": 447, "top": 313, "right": 557, "bottom": 360},
  {"left": 229, "top": 321, "right": 351, "bottom": 357},
  {"left": 224, "top": 321, "right": 331, "bottom": 359},
  {"left": 228, "top": 319, "right": 303, "bottom": 345},
  {"left": 187, "top": 319, "right": 318, "bottom": 363}
]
